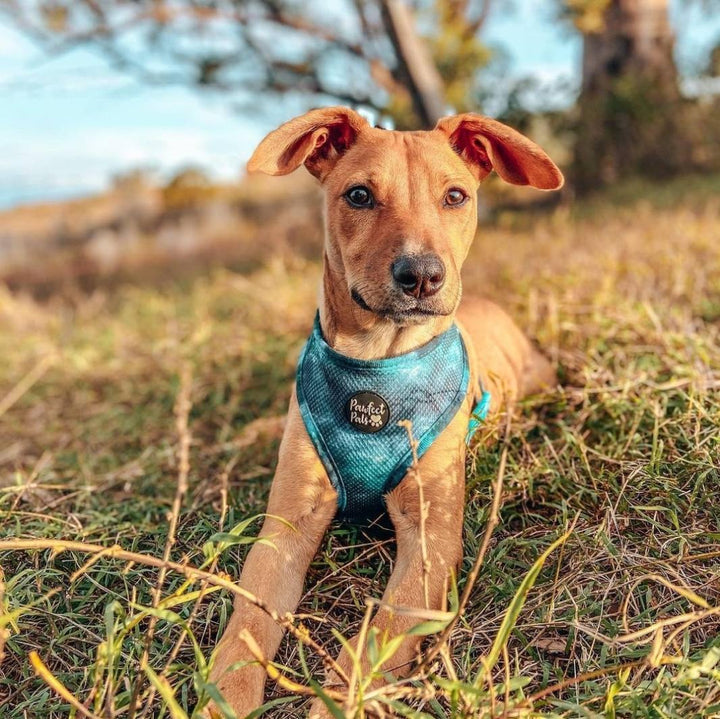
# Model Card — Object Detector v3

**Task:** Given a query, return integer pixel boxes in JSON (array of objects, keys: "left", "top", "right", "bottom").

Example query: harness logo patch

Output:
[{"left": 346, "top": 391, "right": 390, "bottom": 433}]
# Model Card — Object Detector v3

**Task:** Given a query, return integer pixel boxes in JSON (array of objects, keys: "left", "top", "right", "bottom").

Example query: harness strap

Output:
[{"left": 466, "top": 380, "right": 492, "bottom": 444}]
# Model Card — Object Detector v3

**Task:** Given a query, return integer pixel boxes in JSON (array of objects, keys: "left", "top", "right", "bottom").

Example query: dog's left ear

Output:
[
  {"left": 435, "top": 114, "right": 564, "bottom": 190},
  {"left": 247, "top": 106, "right": 369, "bottom": 180}
]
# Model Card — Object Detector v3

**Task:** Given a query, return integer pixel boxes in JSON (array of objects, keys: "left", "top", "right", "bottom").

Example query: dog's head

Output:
[{"left": 248, "top": 107, "right": 563, "bottom": 326}]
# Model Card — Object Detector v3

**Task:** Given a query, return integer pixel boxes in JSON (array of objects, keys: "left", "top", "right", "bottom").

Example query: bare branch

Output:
[{"left": 0, "top": 0, "right": 395, "bottom": 115}]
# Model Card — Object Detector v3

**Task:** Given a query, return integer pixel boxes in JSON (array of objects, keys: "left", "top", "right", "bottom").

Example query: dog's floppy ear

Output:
[
  {"left": 435, "top": 114, "right": 564, "bottom": 190},
  {"left": 247, "top": 106, "right": 369, "bottom": 180}
]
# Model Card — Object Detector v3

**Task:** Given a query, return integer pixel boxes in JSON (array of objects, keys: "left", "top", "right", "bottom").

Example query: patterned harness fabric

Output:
[{"left": 296, "top": 316, "right": 489, "bottom": 518}]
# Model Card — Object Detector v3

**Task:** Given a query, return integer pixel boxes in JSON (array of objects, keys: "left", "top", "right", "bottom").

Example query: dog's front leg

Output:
[
  {"left": 206, "top": 396, "right": 337, "bottom": 718},
  {"left": 309, "top": 412, "right": 468, "bottom": 718}
]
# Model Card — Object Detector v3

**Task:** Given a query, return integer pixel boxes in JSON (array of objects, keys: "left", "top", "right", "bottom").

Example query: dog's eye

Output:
[
  {"left": 345, "top": 185, "right": 375, "bottom": 208},
  {"left": 444, "top": 188, "right": 468, "bottom": 207}
]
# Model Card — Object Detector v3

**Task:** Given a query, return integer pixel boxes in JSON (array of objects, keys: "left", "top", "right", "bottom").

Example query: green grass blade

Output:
[
  {"left": 308, "top": 680, "right": 345, "bottom": 719},
  {"left": 476, "top": 528, "right": 572, "bottom": 684},
  {"left": 145, "top": 664, "right": 189, "bottom": 719}
]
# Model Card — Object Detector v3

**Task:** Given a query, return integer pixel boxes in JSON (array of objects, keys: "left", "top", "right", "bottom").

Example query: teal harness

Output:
[{"left": 296, "top": 316, "right": 491, "bottom": 517}]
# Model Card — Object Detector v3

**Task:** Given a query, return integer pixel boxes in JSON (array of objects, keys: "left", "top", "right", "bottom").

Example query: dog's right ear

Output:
[{"left": 247, "top": 107, "right": 369, "bottom": 180}]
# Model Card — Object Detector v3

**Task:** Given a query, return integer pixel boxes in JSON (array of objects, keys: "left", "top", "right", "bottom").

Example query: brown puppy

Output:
[{"left": 206, "top": 107, "right": 563, "bottom": 718}]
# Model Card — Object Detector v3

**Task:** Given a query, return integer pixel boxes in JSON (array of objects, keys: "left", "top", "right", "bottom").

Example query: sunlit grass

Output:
[{"left": 0, "top": 177, "right": 718, "bottom": 717}]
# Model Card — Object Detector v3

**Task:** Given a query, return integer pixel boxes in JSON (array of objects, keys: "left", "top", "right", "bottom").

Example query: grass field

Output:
[{"left": 0, "top": 175, "right": 719, "bottom": 718}]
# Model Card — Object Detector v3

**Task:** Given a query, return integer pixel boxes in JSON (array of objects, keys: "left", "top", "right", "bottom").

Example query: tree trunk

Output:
[
  {"left": 379, "top": 0, "right": 447, "bottom": 128},
  {"left": 575, "top": 0, "right": 685, "bottom": 190}
]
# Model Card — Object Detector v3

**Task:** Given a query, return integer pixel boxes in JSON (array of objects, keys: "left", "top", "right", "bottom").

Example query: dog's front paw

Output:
[{"left": 202, "top": 664, "right": 265, "bottom": 719}]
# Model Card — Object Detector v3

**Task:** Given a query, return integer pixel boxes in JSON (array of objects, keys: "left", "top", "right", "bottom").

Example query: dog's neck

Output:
[{"left": 318, "top": 254, "right": 454, "bottom": 360}]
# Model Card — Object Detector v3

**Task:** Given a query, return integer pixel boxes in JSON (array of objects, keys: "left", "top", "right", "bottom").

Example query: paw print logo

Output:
[{"left": 346, "top": 392, "right": 390, "bottom": 434}]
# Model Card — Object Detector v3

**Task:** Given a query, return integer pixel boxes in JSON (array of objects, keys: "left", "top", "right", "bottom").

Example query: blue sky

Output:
[{"left": 0, "top": 0, "right": 717, "bottom": 209}]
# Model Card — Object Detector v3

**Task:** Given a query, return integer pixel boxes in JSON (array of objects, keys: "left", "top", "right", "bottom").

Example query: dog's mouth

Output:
[
  {"left": 351, "top": 288, "right": 452, "bottom": 324},
  {"left": 351, "top": 289, "right": 374, "bottom": 313}
]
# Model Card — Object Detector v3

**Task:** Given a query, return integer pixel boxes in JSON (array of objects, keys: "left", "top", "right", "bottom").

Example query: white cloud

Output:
[
  {"left": 0, "top": 121, "right": 264, "bottom": 208},
  {"left": 0, "top": 67, "right": 134, "bottom": 95}
]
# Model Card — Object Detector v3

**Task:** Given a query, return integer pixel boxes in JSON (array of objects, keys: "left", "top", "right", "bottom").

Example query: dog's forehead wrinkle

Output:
[{"left": 404, "top": 133, "right": 426, "bottom": 204}]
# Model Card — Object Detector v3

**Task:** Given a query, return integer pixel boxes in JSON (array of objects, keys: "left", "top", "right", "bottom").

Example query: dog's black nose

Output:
[{"left": 391, "top": 254, "right": 446, "bottom": 299}]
